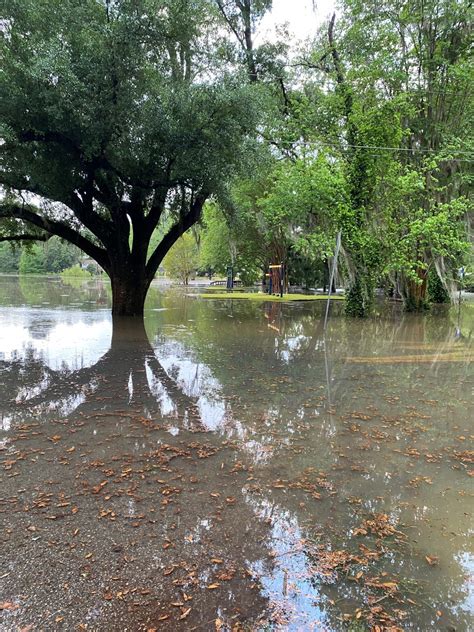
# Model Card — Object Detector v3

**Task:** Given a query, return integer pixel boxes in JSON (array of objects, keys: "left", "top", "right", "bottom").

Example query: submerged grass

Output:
[{"left": 199, "top": 291, "right": 345, "bottom": 302}]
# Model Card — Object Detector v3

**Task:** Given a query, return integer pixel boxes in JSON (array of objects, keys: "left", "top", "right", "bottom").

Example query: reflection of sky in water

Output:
[
  {"left": 278, "top": 334, "right": 312, "bottom": 364},
  {"left": 0, "top": 308, "right": 111, "bottom": 369},
  {"left": 159, "top": 347, "right": 228, "bottom": 431},
  {"left": 145, "top": 363, "right": 177, "bottom": 417},
  {"left": 456, "top": 552, "right": 474, "bottom": 615},
  {"left": 247, "top": 497, "right": 327, "bottom": 630}
]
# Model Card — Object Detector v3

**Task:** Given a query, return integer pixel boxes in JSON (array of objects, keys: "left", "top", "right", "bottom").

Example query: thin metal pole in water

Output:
[
  {"left": 456, "top": 266, "right": 464, "bottom": 337},
  {"left": 324, "top": 231, "right": 342, "bottom": 330}
]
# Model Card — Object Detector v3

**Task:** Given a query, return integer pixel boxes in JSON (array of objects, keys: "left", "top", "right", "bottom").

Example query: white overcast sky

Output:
[{"left": 259, "top": 0, "right": 337, "bottom": 43}]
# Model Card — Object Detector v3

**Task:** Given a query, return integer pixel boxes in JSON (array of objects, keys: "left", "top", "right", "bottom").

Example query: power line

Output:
[{"left": 260, "top": 136, "right": 474, "bottom": 159}]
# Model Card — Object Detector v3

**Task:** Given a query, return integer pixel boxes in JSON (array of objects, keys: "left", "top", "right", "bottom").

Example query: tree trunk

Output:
[
  {"left": 111, "top": 272, "right": 148, "bottom": 318},
  {"left": 403, "top": 268, "right": 429, "bottom": 312}
]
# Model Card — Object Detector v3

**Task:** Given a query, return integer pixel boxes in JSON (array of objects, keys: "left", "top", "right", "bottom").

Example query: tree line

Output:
[
  {"left": 0, "top": 237, "right": 81, "bottom": 274},
  {"left": 1, "top": 0, "right": 472, "bottom": 317}
]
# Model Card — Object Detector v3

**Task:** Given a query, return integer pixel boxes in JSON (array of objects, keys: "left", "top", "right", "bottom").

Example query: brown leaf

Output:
[
  {"left": 0, "top": 602, "right": 19, "bottom": 611},
  {"left": 380, "top": 582, "right": 398, "bottom": 590},
  {"left": 207, "top": 583, "right": 220, "bottom": 589},
  {"left": 179, "top": 607, "right": 191, "bottom": 620},
  {"left": 163, "top": 566, "right": 176, "bottom": 576},
  {"left": 92, "top": 481, "right": 108, "bottom": 494},
  {"left": 425, "top": 555, "right": 439, "bottom": 566}
]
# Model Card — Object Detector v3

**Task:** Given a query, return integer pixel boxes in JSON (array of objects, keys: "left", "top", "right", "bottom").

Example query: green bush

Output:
[
  {"left": 61, "top": 265, "right": 92, "bottom": 279},
  {"left": 427, "top": 269, "right": 450, "bottom": 304}
]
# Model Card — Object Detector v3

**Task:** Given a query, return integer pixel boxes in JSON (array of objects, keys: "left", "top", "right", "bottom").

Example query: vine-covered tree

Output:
[
  {"left": 1, "top": 0, "right": 261, "bottom": 318},
  {"left": 285, "top": 1, "right": 472, "bottom": 313}
]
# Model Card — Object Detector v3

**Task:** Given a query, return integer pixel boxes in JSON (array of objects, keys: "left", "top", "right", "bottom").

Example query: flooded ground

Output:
[{"left": 0, "top": 276, "right": 472, "bottom": 631}]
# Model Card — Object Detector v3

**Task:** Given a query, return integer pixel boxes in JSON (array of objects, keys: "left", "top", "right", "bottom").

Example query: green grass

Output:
[{"left": 199, "top": 291, "right": 345, "bottom": 302}]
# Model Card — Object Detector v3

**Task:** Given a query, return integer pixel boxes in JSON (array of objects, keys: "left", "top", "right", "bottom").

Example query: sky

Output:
[{"left": 259, "top": 0, "right": 338, "bottom": 43}]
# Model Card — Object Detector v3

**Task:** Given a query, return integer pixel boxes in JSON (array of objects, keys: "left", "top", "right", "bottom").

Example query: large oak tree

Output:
[{"left": 1, "top": 0, "right": 260, "bottom": 317}]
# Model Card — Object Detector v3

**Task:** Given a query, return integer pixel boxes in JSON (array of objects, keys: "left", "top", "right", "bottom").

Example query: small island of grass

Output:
[{"left": 199, "top": 291, "right": 345, "bottom": 302}]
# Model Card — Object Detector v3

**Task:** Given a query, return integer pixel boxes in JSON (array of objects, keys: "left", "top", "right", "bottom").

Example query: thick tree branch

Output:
[
  {"left": 279, "top": 77, "right": 290, "bottom": 115},
  {"left": 145, "top": 189, "right": 209, "bottom": 282},
  {"left": 67, "top": 186, "right": 113, "bottom": 248},
  {"left": 328, "top": 13, "right": 345, "bottom": 87},
  {"left": 146, "top": 159, "right": 175, "bottom": 232},
  {"left": 0, "top": 233, "right": 51, "bottom": 243},
  {"left": 0, "top": 202, "right": 110, "bottom": 272},
  {"left": 328, "top": 14, "right": 350, "bottom": 99},
  {"left": 328, "top": 13, "right": 355, "bottom": 146},
  {"left": 145, "top": 186, "right": 168, "bottom": 233},
  {"left": 216, "top": 1, "right": 246, "bottom": 49},
  {"left": 215, "top": 0, "right": 257, "bottom": 82},
  {"left": 3, "top": 164, "right": 112, "bottom": 249},
  {"left": 19, "top": 130, "right": 82, "bottom": 156}
]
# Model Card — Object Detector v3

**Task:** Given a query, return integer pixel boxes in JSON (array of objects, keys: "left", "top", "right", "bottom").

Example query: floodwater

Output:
[{"left": 0, "top": 275, "right": 472, "bottom": 632}]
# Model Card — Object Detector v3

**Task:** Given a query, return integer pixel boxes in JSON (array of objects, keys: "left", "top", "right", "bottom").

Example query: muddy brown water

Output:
[{"left": 0, "top": 276, "right": 472, "bottom": 631}]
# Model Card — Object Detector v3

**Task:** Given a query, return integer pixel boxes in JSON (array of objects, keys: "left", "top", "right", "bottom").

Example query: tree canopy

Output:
[{"left": 1, "top": 0, "right": 261, "bottom": 316}]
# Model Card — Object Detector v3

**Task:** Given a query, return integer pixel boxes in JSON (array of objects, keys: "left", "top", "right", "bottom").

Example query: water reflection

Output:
[{"left": 0, "top": 276, "right": 473, "bottom": 630}]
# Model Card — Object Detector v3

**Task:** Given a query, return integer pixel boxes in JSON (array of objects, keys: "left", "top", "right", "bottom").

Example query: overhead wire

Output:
[{"left": 258, "top": 137, "right": 474, "bottom": 162}]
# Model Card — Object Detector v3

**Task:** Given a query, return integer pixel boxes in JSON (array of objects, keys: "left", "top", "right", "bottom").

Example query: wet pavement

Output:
[{"left": 0, "top": 276, "right": 473, "bottom": 631}]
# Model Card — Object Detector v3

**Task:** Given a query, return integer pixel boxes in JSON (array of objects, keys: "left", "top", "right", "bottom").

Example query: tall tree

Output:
[
  {"left": 1, "top": 0, "right": 259, "bottom": 318},
  {"left": 215, "top": 0, "right": 272, "bottom": 82},
  {"left": 163, "top": 232, "right": 199, "bottom": 285}
]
